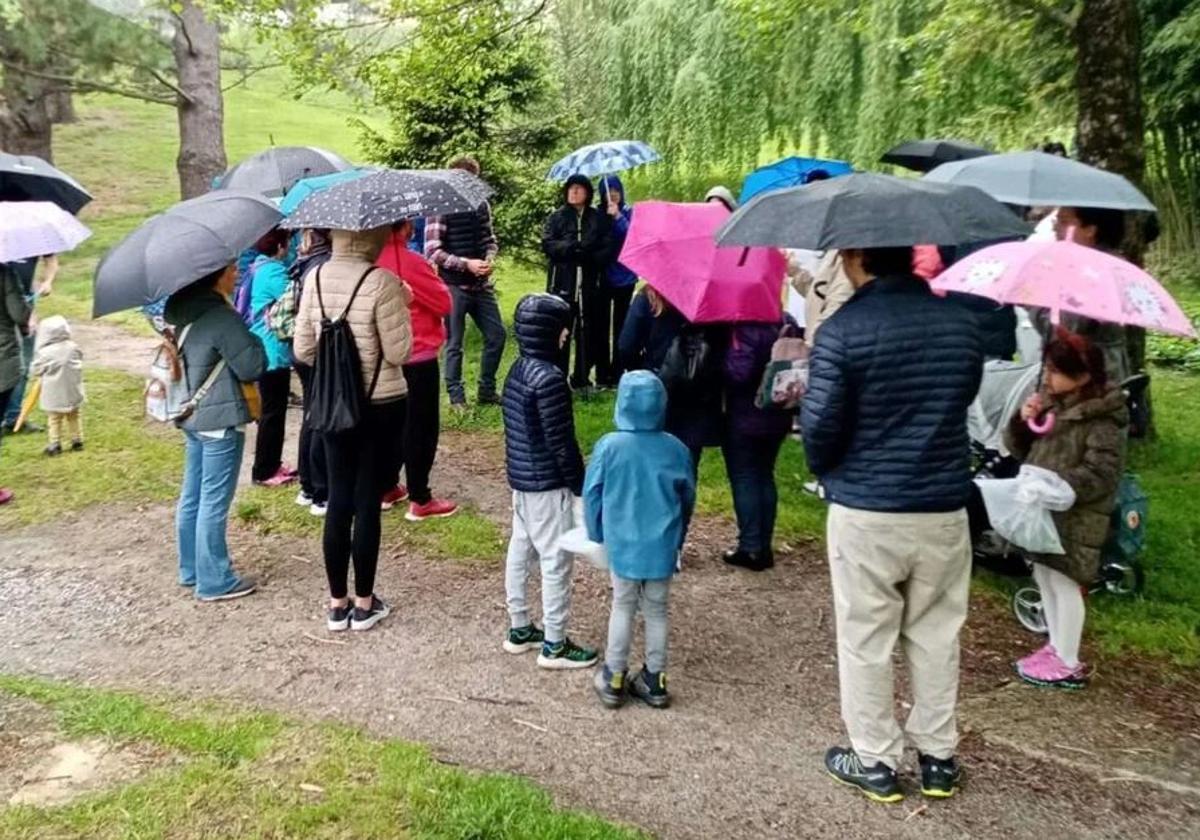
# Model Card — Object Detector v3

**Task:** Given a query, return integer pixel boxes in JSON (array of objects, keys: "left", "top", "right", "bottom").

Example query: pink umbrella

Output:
[
  {"left": 619, "top": 201, "right": 786, "bottom": 323},
  {"left": 931, "top": 238, "right": 1197, "bottom": 338}
]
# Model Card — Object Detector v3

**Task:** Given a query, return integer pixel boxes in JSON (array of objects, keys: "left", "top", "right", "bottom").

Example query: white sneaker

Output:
[
  {"left": 803, "top": 480, "right": 820, "bottom": 496},
  {"left": 295, "top": 490, "right": 313, "bottom": 507},
  {"left": 310, "top": 502, "right": 327, "bottom": 517}
]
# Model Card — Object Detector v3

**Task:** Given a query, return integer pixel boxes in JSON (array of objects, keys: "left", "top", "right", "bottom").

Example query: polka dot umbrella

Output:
[{"left": 280, "top": 169, "right": 494, "bottom": 232}]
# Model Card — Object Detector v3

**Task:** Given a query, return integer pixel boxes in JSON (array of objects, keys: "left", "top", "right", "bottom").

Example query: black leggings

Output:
[
  {"left": 396, "top": 359, "right": 440, "bottom": 505},
  {"left": 322, "top": 399, "right": 407, "bottom": 599},
  {"left": 252, "top": 368, "right": 291, "bottom": 482},
  {"left": 295, "top": 363, "right": 328, "bottom": 504}
]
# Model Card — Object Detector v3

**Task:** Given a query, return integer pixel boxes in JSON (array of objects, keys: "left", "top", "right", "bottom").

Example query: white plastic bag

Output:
[
  {"left": 976, "top": 466, "right": 1076, "bottom": 555},
  {"left": 558, "top": 526, "right": 608, "bottom": 570}
]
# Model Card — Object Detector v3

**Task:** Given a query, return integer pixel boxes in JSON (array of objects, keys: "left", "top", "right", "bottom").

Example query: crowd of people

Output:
[{"left": 0, "top": 151, "right": 1135, "bottom": 806}]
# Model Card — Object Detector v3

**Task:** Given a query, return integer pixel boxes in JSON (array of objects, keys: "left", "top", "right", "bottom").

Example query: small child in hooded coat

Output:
[
  {"left": 30, "top": 315, "right": 84, "bottom": 455},
  {"left": 585, "top": 370, "right": 696, "bottom": 708}
]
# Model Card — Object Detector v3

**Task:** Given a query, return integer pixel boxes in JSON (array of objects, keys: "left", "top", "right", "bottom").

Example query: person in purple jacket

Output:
[{"left": 721, "top": 319, "right": 794, "bottom": 571}]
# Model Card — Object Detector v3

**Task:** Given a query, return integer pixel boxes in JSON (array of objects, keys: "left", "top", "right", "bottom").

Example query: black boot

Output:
[{"left": 722, "top": 548, "right": 774, "bottom": 572}]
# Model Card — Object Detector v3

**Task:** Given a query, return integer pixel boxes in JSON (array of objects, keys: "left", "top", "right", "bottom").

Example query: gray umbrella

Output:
[
  {"left": 0, "top": 151, "right": 92, "bottom": 214},
  {"left": 923, "top": 151, "right": 1155, "bottom": 211},
  {"left": 280, "top": 168, "right": 494, "bottom": 231},
  {"left": 714, "top": 173, "right": 1030, "bottom": 250},
  {"left": 218, "top": 146, "right": 353, "bottom": 198},
  {"left": 93, "top": 190, "right": 283, "bottom": 318}
]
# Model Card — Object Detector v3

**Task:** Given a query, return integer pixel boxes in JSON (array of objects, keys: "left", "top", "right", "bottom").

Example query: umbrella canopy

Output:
[
  {"left": 93, "top": 191, "right": 283, "bottom": 318},
  {"left": 547, "top": 140, "right": 660, "bottom": 181},
  {"left": 218, "top": 146, "right": 353, "bottom": 198},
  {"left": 0, "top": 201, "right": 92, "bottom": 263},
  {"left": 279, "top": 168, "right": 376, "bottom": 216},
  {"left": 924, "top": 151, "right": 1155, "bottom": 211},
  {"left": 281, "top": 168, "right": 493, "bottom": 232},
  {"left": 620, "top": 201, "right": 786, "bottom": 324},
  {"left": 931, "top": 238, "right": 1196, "bottom": 338},
  {"left": 716, "top": 173, "right": 1030, "bottom": 250},
  {"left": 881, "top": 138, "right": 991, "bottom": 173},
  {"left": 738, "top": 156, "right": 853, "bottom": 204},
  {"left": 0, "top": 152, "right": 92, "bottom": 214}
]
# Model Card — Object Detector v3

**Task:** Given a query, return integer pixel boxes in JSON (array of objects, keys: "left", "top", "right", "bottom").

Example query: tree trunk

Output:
[
  {"left": 47, "top": 88, "right": 76, "bottom": 125},
  {"left": 172, "top": 0, "right": 226, "bottom": 200},
  {"left": 0, "top": 62, "right": 53, "bottom": 161}
]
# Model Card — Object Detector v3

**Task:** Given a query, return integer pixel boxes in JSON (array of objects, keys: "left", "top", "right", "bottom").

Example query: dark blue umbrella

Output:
[
  {"left": 738, "top": 156, "right": 853, "bottom": 204},
  {"left": 0, "top": 152, "right": 92, "bottom": 214},
  {"left": 93, "top": 191, "right": 283, "bottom": 317}
]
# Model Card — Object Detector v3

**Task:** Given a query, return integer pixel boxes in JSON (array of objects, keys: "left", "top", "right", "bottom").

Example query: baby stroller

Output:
[{"left": 968, "top": 361, "right": 1150, "bottom": 633}]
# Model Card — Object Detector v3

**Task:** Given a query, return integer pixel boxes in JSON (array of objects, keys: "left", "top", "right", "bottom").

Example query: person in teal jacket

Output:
[
  {"left": 247, "top": 229, "right": 296, "bottom": 486},
  {"left": 584, "top": 370, "right": 696, "bottom": 710}
]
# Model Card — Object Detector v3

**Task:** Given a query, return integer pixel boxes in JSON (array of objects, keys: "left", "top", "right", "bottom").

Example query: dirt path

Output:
[{"left": 3, "top": 323, "right": 1198, "bottom": 838}]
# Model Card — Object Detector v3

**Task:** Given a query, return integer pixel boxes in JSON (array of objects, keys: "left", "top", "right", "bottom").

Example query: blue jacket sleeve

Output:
[
  {"left": 583, "top": 438, "right": 608, "bottom": 543},
  {"left": 801, "top": 319, "right": 851, "bottom": 477},
  {"left": 250, "top": 260, "right": 289, "bottom": 320},
  {"left": 677, "top": 446, "right": 697, "bottom": 546}
]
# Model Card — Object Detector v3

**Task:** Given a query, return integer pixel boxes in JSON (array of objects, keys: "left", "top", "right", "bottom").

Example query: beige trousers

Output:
[
  {"left": 827, "top": 504, "right": 971, "bottom": 770},
  {"left": 47, "top": 410, "right": 82, "bottom": 446}
]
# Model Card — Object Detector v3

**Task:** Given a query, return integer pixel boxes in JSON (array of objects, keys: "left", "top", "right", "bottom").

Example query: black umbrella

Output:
[
  {"left": 93, "top": 190, "right": 282, "bottom": 318},
  {"left": 881, "top": 139, "right": 991, "bottom": 173},
  {"left": 714, "top": 173, "right": 1030, "bottom": 250},
  {"left": 0, "top": 151, "right": 92, "bottom": 214},
  {"left": 281, "top": 169, "right": 494, "bottom": 232},
  {"left": 218, "top": 146, "right": 353, "bottom": 198}
]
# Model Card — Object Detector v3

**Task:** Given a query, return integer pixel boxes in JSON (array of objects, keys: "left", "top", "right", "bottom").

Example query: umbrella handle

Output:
[{"left": 1027, "top": 411, "right": 1056, "bottom": 436}]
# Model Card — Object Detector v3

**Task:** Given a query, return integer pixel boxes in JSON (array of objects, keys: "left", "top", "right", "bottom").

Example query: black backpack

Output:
[
  {"left": 308, "top": 266, "right": 382, "bottom": 434},
  {"left": 658, "top": 325, "right": 721, "bottom": 395}
]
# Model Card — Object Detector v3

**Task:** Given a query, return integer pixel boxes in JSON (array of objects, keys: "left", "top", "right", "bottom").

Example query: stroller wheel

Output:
[
  {"left": 1013, "top": 586, "right": 1048, "bottom": 635},
  {"left": 1103, "top": 561, "right": 1145, "bottom": 596}
]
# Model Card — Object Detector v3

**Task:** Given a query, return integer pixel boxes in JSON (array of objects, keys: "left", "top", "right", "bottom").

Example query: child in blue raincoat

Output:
[{"left": 584, "top": 370, "right": 696, "bottom": 709}]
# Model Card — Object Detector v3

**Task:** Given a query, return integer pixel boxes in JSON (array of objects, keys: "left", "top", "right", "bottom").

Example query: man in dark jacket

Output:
[
  {"left": 426, "top": 156, "right": 505, "bottom": 408},
  {"left": 501, "top": 293, "right": 597, "bottom": 671},
  {"left": 801, "top": 247, "right": 983, "bottom": 804},
  {"left": 542, "top": 174, "right": 613, "bottom": 390}
]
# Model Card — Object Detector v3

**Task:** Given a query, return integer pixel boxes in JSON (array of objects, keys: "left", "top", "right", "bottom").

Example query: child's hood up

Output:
[
  {"left": 36, "top": 315, "right": 71, "bottom": 347},
  {"left": 614, "top": 370, "right": 667, "bottom": 432}
]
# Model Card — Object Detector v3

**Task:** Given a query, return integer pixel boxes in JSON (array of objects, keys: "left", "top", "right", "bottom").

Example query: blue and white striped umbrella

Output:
[{"left": 547, "top": 140, "right": 661, "bottom": 181}]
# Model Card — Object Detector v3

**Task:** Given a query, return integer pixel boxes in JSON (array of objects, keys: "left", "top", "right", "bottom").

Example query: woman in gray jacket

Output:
[{"left": 165, "top": 264, "right": 267, "bottom": 601}]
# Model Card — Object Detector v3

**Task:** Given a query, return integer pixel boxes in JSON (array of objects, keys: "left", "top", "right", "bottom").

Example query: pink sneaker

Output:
[
  {"left": 0, "top": 488, "right": 13, "bottom": 506},
  {"left": 1015, "top": 643, "right": 1056, "bottom": 673},
  {"left": 281, "top": 464, "right": 299, "bottom": 478},
  {"left": 381, "top": 485, "right": 409, "bottom": 511},
  {"left": 1016, "top": 650, "right": 1087, "bottom": 689},
  {"left": 406, "top": 498, "right": 459, "bottom": 522},
  {"left": 255, "top": 467, "right": 297, "bottom": 488}
]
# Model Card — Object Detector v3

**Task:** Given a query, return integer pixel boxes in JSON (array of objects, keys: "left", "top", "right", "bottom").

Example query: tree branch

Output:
[
  {"left": 1001, "top": 0, "right": 1076, "bottom": 32},
  {"left": 147, "top": 67, "right": 195, "bottom": 104},
  {"left": 0, "top": 59, "right": 177, "bottom": 106}
]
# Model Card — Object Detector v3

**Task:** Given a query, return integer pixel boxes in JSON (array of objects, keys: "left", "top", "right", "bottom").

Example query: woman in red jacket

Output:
[{"left": 378, "top": 220, "right": 458, "bottom": 521}]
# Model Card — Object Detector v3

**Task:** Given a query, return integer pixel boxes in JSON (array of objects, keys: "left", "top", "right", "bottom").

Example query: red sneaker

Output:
[
  {"left": 0, "top": 488, "right": 13, "bottom": 506},
  {"left": 380, "top": 485, "right": 410, "bottom": 511},
  {"left": 406, "top": 498, "right": 459, "bottom": 522}
]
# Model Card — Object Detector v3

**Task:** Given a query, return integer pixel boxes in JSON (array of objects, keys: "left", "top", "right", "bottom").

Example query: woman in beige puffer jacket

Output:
[{"left": 294, "top": 226, "right": 413, "bottom": 632}]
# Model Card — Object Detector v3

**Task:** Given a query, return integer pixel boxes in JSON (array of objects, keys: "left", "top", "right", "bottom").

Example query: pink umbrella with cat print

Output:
[{"left": 931, "top": 238, "right": 1196, "bottom": 338}]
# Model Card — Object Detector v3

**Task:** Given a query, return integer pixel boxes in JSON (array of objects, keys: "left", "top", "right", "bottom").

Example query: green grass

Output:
[{"left": 0, "top": 676, "right": 645, "bottom": 840}]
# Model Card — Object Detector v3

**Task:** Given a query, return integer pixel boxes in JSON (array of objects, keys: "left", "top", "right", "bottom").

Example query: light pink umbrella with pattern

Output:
[{"left": 931, "top": 237, "right": 1196, "bottom": 338}]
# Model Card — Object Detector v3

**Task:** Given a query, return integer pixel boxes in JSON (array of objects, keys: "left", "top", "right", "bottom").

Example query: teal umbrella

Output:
[{"left": 280, "top": 168, "right": 375, "bottom": 216}]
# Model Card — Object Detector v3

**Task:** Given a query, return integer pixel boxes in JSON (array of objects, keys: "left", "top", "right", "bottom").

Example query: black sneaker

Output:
[
  {"left": 722, "top": 548, "right": 774, "bottom": 572},
  {"left": 351, "top": 596, "right": 391, "bottom": 631},
  {"left": 198, "top": 576, "right": 258, "bottom": 602},
  {"left": 593, "top": 665, "right": 626, "bottom": 709},
  {"left": 503, "top": 623, "right": 545, "bottom": 654},
  {"left": 628, "top": 666, "right": 671, "bottom": 709},
  {"left": 824, "top": 746, "right": 903, "bottom": 803},
  {"left": 477, "top": 393, "right": 501, "bottom": 406},
  {"left": 327, "top": 601, "right": 353, "bottom": 632},
  {"left": 44, "top": 443, "right": 62, "bottom": 457},
  {"left": 919, "top": 753, "right": 963, "bottom": 799},
  {"left": 70, "top": 439, "right": 84, "bottom": 452}
]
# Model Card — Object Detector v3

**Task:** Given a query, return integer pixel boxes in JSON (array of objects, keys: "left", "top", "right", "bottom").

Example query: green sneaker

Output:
[
  {"left": 537, "top": 637, "right": 598, "bottom": 670},
  {"left": 503, "top": 624, "right": 544, "bottom": 654}
]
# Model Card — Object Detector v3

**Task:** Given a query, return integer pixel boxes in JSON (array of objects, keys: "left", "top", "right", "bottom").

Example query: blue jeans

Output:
[
  {"left": 3, "top": 330, "right": 34, "bottom": 426},
  {"left": 177, "top": 429, "right": 246, "bottom": 597},
  {"left": 722, "top": 434, "right": 785, "bottom": 554},
  {"left": 445, "top": 285, "right": 507, "bottom": 403}
]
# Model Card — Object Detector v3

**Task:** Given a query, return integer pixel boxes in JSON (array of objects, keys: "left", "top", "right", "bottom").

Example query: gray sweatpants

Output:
[
  {"left": 605, "top": 574, "right": 671, "bottom": 674},
  {"left": 504, "top": 488, "right": 575, "bottom": 643}
]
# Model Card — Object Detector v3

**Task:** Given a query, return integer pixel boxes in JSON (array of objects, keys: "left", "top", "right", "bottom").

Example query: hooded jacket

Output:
[
  {"left": 248, "top": 254, "right": 293, "bottom": 372},
  {"left": 293, "top": 227, "right": 413, "bottom": 404},
  {"left": 584, "top": 371, "right": 696, "bottom": 581},
  {"left": 802, "top": 275, "right": 984, "bottom": 513},
  {"left": 0, "top": 265, "right": 32, "bottom": 393},
  {"left": 542, "top": 175, "right": 613, "bottom": 300},
  {"left": 596, "top": 175, "right": 637, "bottom": 288},
  {"left": 164, "top": 283, "right": 267, "bottom": 433},
  {"left": 377, "top": 231, "right": 452, "bottom": 364},
  {"left": 1005, "top": 385, "right": 1128, "bottom": 584},
  {"left": 502, "top": 294, "right": 585, "bottom": 494},
  {"left": 30, "top": 315, "right": 84, "bottom": 413}
]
